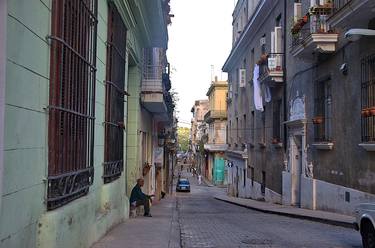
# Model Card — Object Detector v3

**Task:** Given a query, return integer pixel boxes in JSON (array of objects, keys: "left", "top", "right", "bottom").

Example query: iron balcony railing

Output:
[
  {"left": 142, "top": 47, "right": 169, "bottom": 93},
  {"left": 204, "top": 110, "right": 227, "bottom": 122},
  {"left": 292, "top": 5, "right": 334, "bottom": 48},
  {"left": 259, "top": 53, "right": 284, "bottom": 79}
]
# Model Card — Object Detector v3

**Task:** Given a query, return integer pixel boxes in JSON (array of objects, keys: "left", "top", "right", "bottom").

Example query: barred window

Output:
[
  {"left": 48, "top": 0, "right": 98, "bottom": 210},
  {"left": 314, "top": 78, "right": 332, "bottom": 142},
  {"left": 361, "top": 54, "right": 375, "bottom": 143},
  {"left": 103, "top": 2, "right": 127, "bottom": 183}
]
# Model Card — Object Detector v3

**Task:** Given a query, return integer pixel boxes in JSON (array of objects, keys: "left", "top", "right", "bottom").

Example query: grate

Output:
[
  {"left": 47, "top": 0, "right": 98, "bottom": 210},
  {"left": 103, "top": 2, "right": 127, "bottom": 183}
]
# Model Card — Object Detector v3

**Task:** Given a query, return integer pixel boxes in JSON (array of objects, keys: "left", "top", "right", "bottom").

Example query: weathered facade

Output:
[
  {"left": 190, "top": 100, "right": 209, "bottom": 176},
  {"left": 283, "top": 0, "right": 375, "bottom": 215},
  {"left": 0, "top": 0, "right": 173, "bottom": 247},
  {"left": 223, "top": 0, "right": 286, "bottom": 202},
  {"left": 224, "top": 0, "right": 375, "bottom": 215},
  {"left": 204, "top": 77, "right": 228, "bottom": 184}
]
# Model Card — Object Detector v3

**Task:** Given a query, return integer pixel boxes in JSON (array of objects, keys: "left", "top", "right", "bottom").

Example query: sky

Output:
[{"left": 167, "top": 0, "right": 234, "bottom": 127}]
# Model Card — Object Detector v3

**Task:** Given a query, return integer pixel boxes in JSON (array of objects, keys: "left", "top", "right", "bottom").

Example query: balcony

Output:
[
  {"left": 291, "top": 6, "right": 339, "bottom": 59},
  {"left": 204, "top": 110, "right": 227, "bottom": 123},
  {"left": 259, "top": 53, "right": 284, "bottom": 87},
  {"left": 141, "top": 48, "right": 171, "bottom": 121}
]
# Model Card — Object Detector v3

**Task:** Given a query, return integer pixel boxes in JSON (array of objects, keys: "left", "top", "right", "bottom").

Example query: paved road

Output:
[{"left": 176, "top": 173, "right": 362, "bottom": 248}]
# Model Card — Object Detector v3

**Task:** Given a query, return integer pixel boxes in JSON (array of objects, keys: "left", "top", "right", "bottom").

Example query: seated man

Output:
[{"left": 130, "top": 178, "right": 153, "bottom": 217}]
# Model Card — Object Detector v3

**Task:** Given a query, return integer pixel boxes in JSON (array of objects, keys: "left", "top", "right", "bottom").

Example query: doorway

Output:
[{"left": 291, "top": 135, "right": 303, "bottom": 207}]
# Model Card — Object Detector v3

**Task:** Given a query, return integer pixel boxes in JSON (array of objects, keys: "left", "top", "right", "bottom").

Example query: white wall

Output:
[{"left": 0, "top": 0, "right": 7, "bottom": 213}]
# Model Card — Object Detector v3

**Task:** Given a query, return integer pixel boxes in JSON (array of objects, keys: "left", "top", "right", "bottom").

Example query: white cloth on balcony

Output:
[
  {"left": 253, "top": 64, "right": 264, "bottom": 112},
  {"left": 264, "top": 84, "right": 271, "bottom": 103}
]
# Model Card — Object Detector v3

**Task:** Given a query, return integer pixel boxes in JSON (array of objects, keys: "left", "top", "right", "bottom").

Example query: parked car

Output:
[
  {"left": 176, "top": 178, "right": 190, "bottom": 192},
  {"left": 354, "top": 203, "right": 375, "bottom": 248}
]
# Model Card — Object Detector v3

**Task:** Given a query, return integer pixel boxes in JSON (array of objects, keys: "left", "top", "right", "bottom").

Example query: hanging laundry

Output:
[
  {"left": 264, "top": 85, "right": 271, "bottom": 103},
  {"left": 253, "top": 64, "right": 264, "bottom": 111}
]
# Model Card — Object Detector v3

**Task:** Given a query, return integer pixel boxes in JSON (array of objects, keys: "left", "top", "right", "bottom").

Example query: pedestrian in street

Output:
[
  {"left": 130, "top": 178, "right": 154, "bottom": 217},
  {"left": 198, "top": 174, "right": 202, "bottom": 185}
]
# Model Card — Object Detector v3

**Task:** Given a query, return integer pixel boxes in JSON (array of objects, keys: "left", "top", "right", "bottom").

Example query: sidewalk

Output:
[
  {"left": 91, "top": 196, "right": 180, "bottom": 248},
  {"left": 215, "top": 195, "right": 355, "bottom": 229}
]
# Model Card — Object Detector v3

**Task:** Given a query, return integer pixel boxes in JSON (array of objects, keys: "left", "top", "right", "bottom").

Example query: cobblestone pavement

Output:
[{"left": 177, "top": 173, "right": 362, "bottom": 248}]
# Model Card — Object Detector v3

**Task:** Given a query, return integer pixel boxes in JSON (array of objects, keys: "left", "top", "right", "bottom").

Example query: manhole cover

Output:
[{"left": 241, "top": 239, "right": 272, "bottom": 245}]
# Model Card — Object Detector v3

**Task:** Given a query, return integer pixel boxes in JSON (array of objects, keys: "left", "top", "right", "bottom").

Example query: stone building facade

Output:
[
  {"left": 204, "top": 78, "right": 228, "bottom": 184},
  {"left": 223, "top": 0, "right": 286, "bottom": 203},
  {"left": 224, "top": 0, "right": 375, "bottom": 215}
]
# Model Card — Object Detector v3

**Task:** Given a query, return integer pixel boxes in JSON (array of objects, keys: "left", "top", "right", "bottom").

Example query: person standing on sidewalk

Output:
[{"left": 130, "top": 178, "right": 153, "bottom": 217}]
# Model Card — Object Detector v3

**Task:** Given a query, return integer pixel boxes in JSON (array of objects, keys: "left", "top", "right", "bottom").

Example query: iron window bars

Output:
[
  {"left": 47, "top": 0, "right": 98, "bottom": 210},
  {"left": 103, "top": 2, "right": 127, "bottom": 184},
  {"left": 314, "top": 79, "right": 332, "bottom": 142},
  {"left": 361, "top": 54, "right": 375, "bottom": 143}
]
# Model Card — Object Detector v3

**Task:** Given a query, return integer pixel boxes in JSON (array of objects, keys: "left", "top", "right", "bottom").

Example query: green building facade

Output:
[{"left": 0, "top": 0, "right": 170, "bottom": 247}]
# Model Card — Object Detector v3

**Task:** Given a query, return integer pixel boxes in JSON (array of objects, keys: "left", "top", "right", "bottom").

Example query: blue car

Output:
[{"left": 176, "top": 178, "right": 190, "bottom": 192}]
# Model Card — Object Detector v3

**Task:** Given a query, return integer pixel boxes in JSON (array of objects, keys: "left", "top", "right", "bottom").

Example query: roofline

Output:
[{"left": 222, "top": 0, "right": 266, "bottom": 72}]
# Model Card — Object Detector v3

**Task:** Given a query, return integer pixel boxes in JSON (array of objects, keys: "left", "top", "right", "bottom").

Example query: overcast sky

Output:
[{"left": 167, "top": 0, "right": 234, "bottom": 127}]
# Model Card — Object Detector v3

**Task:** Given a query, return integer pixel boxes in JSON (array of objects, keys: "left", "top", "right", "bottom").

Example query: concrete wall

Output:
[
  {"left": 284, "top": 0, "right": 375, "bottom": 213},
  {"left": 0, "top": 0, "right": 50, "bottom": 246},
  {"left": 0, "top": 0, "right": 142, "bottom": 247},
  {"left": 0, "top": 0, "right": 7, "bottom": 214}
]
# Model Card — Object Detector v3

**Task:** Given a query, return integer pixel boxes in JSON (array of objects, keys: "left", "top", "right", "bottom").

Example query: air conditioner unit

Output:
[{"left": 239, "top": 69, "right": 246, "bottom": 88}]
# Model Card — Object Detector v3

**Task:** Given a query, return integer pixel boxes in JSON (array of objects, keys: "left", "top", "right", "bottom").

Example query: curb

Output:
[{"left": 214, "top": 197, "right": 355, "bottom": 229}]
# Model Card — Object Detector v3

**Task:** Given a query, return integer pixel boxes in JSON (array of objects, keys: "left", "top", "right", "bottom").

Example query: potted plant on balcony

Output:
[
  {"left": 312, "top": 116, "right": 324, "bottom": 124},
  {"left": 369, "top": 106, "right": 375, "bottom": 116},
  {"left": 272, "top": 138, "right": 280, "bottom": 144},
  {"left": 361, "top": 108, "right": 371, "bottom": 117}
]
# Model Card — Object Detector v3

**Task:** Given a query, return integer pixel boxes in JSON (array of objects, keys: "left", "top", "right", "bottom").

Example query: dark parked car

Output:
[{"left": 176, "top": 178, "right": 190, "bottom": 192}]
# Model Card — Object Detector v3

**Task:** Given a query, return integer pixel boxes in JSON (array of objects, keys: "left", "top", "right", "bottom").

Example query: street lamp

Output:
[{"left": 345, "top": 29, "right": 375, "bottom": 41}]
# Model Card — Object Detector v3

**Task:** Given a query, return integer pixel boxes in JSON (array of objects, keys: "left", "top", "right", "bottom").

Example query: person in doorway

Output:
[{"left": 130, "top": 178, "right": 153, "bottom": 217}]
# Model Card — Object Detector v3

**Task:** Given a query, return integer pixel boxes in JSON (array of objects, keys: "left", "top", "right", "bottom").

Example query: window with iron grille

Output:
[
  {"left": 47, "top": 0, "right": 98, "bottom": 210},
  {"left": 361, "top": 54, "right": 375, "bottom": 143},
  {"left": 272, "top": 100, "right": 282, "bottom": 143},
  {"left": 314, "top": 78, "right": 332, "bottom": 142},
  {"left": 103, "top": 3, "right": 127, "bottom": 183}
]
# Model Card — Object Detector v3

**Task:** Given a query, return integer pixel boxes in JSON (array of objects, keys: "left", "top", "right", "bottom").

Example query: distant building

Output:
[
  {"left": 204, "top": 77, "right": 228, "bottom": 185},
  {"left": 190, "top": 100, "right": 209, "bottom": 174}
]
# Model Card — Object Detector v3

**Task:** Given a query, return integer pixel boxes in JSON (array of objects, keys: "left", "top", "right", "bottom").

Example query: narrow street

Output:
[
  {"left": 94, "top": 164, "right": 362, "bottom": 248},
  {"left": 177, "top": 171, "right": 362, "bottom": 248}
]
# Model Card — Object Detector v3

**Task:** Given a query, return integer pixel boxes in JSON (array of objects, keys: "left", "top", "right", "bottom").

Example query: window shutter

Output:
[
  {"left": 294, "top": 3, "right": 302, "bottom": 22},
  {"left": 239, "top": 69, "right": 246, "bottom": 88},
  {"left": 271, "top": 31, "right": 275, "bottom": 53},
  {"left": 274, "top": 26, "right": 282, "bottom": 53}
]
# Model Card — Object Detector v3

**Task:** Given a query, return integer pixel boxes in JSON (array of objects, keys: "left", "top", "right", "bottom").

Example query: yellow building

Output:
[{"left": 204, "top": 77, "right": 228, "bottom": 184}]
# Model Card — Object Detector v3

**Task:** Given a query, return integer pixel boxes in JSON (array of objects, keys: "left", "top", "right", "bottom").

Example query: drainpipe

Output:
[
  {"left": 0, "top": 0, "right": 7, "bottom": 212},
  {"left": 283, "top": 0, "right": 287, "bottom": 153}
]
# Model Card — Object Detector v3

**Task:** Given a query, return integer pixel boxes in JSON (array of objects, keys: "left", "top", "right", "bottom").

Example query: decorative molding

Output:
[{"left": 312, "top": 142, "right": 334, "bottom": 150}]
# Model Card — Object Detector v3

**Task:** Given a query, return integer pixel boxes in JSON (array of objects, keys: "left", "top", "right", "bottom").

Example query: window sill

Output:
[
  {"left": 359, "top": 143, "right": 375, "bottom": 152},
  {"left": 258, "top": 142, "right": 266, "bottom": 148},
  {"left": 271, "top": 142, "right": 283, "bottom": 149},
  {"left": 312, "top": 142, "right": 334, "bottom": 150}
]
